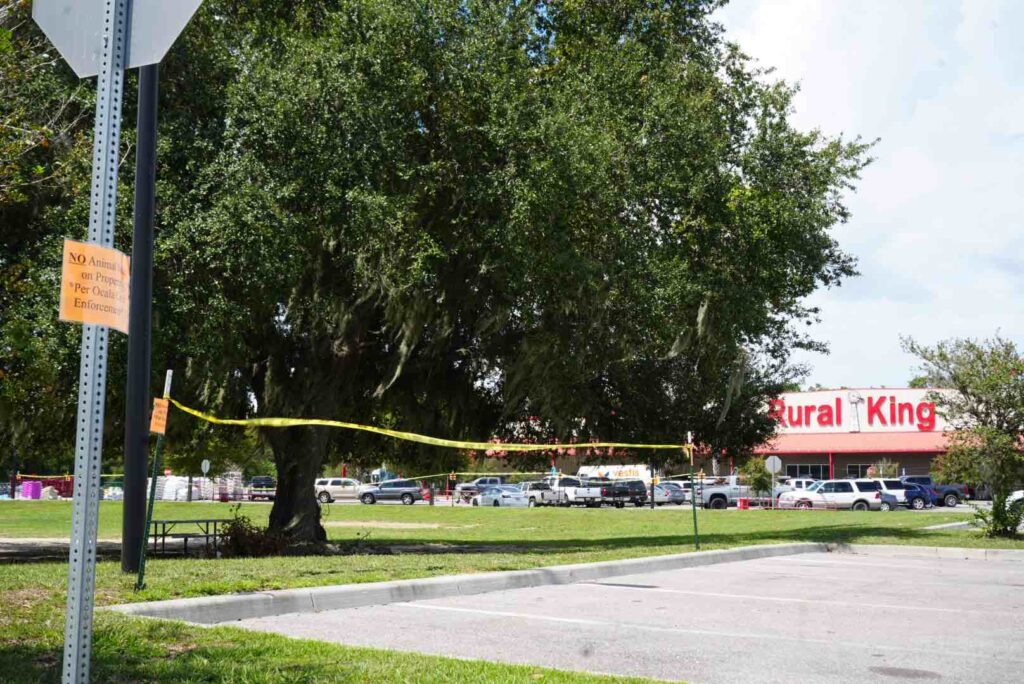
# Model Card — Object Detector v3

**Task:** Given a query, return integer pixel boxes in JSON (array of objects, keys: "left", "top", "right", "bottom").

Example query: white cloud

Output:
[{"left": 717, "top": 0, "right": 1024, "bottom": 387}]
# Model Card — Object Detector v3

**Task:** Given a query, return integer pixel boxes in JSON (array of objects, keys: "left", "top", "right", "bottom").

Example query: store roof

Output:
[{"left": 754, "top": 431, "right": 950, "bottom": 455}]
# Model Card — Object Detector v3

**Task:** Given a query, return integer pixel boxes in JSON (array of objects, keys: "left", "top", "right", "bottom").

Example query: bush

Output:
[{"left": 219, "top": 505, "right": 288, "bottom": 558}]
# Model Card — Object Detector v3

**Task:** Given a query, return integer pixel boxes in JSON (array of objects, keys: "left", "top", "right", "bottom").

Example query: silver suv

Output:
[{"left": 358, "top": 479, "right": 423, "bottom": 505}]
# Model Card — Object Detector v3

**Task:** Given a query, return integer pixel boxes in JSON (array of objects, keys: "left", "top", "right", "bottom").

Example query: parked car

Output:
[
  {"left": 699, "top": 475, "right": 790, "bottom": 509},
  {"left": 473, "top": 485, "right": 529, "bottom": 507},
  {"left": 543, "top": 476, "right": 605, "bottom": 507},
  {"left": 873, "top": 479, "right": 912, "bottom": 506},
  {"left": 519, "top": 481, "right": 562, "bottom": 507},
  {"left": 900, "top": 476, "right": 967, "bottom": 507},
  {"left": 903, "top": 482, "right": 938, "bottom": 510},
  {"left": 455, "top": 476, "right": 504, "bottom": 502},
  {"left": 314, "top": 477, "right": 362, "bottom": 503},
  {"left": 783, "top": 478, "right": 819, "bottom": 492},
  {"left": 613, "top": 479, "right": 649, "bottom": 507},
  {"left": 249, "top": 476, "right": 277, "bottom": 501},
  {"left": 358, "top": 479, "right": 423, "bottom": 505},
  {"left": 879, "top": 491, "right": 900, "bottom": 511},
  {"left": 777, "top": 479, "right": 882, "bottom": 510},
  {"left": 653, "top": 483, "right": 686, "bottom": 506}
]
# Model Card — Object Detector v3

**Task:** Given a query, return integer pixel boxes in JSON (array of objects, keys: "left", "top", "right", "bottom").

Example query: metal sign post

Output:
[
  {"left": 765, "top": 455, "right": 782, "bottom": 510},
  {"left": 59, "top": 1, "right": 130, "bottom": 680},
  {"left": 32, "top": 1, "right": 203, "bottom": 680}
]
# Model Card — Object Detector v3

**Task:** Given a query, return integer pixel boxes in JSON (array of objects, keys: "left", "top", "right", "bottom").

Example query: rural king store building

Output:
[{"left": 754, "top": 388, "right": 951, "bottom": 479}]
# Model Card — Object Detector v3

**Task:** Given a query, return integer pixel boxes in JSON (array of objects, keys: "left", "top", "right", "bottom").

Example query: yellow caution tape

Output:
[{"left": 170, "top": 399, "right": 686, "bottom": 452}]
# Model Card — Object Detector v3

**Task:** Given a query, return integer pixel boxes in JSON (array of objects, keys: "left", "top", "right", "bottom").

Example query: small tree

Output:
[
  {"left": 739, "top": 457, "right": 773, "bottom": 502},
  {"left": 934, "top": 428, "right": 1024, "bottom": 537},
  {"left": 868, "top": 458, "right": 901, "bottom": 478},
  {"left": 904, "top": 335, "right": 1024, "bottom": 538}
]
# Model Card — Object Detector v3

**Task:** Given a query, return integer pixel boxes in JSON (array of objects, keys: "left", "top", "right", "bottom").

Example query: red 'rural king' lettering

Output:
[
  {"left": 867, "top": 396, "right": 937, "bottom": 431},
  {"left": 768, "top": 398, "right": 842, "bottom": 428}
]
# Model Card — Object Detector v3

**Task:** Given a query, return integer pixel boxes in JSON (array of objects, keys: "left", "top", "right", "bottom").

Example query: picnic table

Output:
[{"left": 148, "top": 518, "right": 232, "bottom": 555}]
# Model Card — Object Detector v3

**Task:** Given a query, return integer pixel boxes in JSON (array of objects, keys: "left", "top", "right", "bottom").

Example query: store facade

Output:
[{"left": 754, "top": 388, "right": 952, "bottom": 479}]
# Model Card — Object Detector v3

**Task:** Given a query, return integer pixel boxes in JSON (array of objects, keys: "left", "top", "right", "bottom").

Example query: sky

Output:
[{"left": 716, "top": 0, "right": 1024, "bottom": 389}]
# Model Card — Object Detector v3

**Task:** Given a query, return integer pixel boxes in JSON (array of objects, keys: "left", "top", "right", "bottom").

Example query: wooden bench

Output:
[{"left": 148, "top": 518, "right": 232, "bottom": 556}]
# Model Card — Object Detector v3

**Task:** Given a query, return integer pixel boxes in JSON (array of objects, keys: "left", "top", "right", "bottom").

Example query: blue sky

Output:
[{"left": 716, "top": 0, "right": 1024, "bottom": 388}]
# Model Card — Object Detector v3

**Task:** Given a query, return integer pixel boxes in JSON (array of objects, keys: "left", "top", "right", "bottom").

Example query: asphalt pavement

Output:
[{"left": 234, "top": 550, "right": 1024, "bottom": 684}]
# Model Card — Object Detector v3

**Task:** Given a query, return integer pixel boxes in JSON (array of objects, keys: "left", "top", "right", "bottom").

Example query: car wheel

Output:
[
  {"left": 880, "top": 501, "right": 892, "bottom": 512},
  {"left": 472, "top": 499, "right": 479, "bottom": 506},
  {"left": 317, "top": 491, "right": 332, "bottom": 504},
  {"left": 943, "top": 493, "right": 959, "bottom": 508},
  {"left": 528, "top": 498, "right": 536, "bottom": 508},
  {"left": 797, "top": 500, "right": 811, "bottom": 510},
  {"left": 634, "top": 501, "right": 643, "bottom": 508},
  {"left": 615, "top": 501, "right": 625, "bottom": 509},
  {"left": 401, "top": 493, "right": 414, "bottom": 505},
  {"left": 360, "top": 493, "right": 375, "bottom": 505},
  {"left": 852, "top": 501, "right": 869, "bottom": 511},
  {"left": 493, "top": 499, "right": 500, "bottom": 507},
  {"left": 709, "top": 497, "right": 727, "bottom": 510},
  {"left": 911, "top": 497, "right": 926, "bottom": 510}
]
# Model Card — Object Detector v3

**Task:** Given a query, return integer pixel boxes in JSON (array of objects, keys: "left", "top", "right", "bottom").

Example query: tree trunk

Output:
[{"left": 266, "top": 426, "right": 328, "bottom": 543}]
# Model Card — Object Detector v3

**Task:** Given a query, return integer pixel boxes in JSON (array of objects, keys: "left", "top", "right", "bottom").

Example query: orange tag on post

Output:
[
  {"left": 150, "top": 398, "right": 169, "bottom": 435},
  {"left": 58, "top": 239, "right": 130, "bottom": 333}
]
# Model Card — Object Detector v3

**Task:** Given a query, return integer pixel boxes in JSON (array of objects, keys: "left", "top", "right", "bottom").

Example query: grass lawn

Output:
[{"left": 1, "top": 500, "right": 1016, "bottom": 682}]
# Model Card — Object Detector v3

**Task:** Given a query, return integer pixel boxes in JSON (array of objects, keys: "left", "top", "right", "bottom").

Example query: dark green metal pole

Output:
[
  {"left": 135, "top": 431, "right": 164, "bottom": 591},
  {"left": 135, "top": 370, "right": 172, "bottom": 591},
  {"left": 690, "top": 464, "right": 700, "bottom": 550}
]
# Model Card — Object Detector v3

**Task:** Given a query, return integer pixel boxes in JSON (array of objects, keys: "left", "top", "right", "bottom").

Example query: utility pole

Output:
[{"left": 122, "top": 64, "right": 159, "bottom": 573}]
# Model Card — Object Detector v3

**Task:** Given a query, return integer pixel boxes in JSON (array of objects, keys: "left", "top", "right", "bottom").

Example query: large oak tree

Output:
[{"left": 2, "top": 1, "right": 869, "bottom": 541}]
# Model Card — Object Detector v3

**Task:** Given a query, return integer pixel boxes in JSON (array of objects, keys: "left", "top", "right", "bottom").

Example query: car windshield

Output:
[
  {"left": 806, "top": 481, "right": 823, "bottom": 492},
  {"left": 498, "top": 486, "right": 521, "bottom": 493}
]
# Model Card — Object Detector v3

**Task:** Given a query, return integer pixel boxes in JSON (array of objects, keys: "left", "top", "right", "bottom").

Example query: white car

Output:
[
  {"left": 777, "top": 479, "right": 882, "bottom": 511},
  {"left": 314, "top": 477, "right": 362, "bottom": 503},
  {"left": 472, "top": 485, "right": 529, "bottom": 507}
]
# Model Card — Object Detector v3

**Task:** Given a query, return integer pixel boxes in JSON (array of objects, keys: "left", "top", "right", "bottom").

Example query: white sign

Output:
[
  {"left": 769, "top": 389, "right": 951, "bottom": 435},
  {"left": 577, "top": 464, "right": 652, "bottom": 482},
  {"left": 764, "top": 456, "right": 782, "bottom": 474},
  {"left": 33, "top": 0, "right": 203, "bottom": 78},
  {"left": 200, "top": 459, "right": 210, "bottom": 476}
]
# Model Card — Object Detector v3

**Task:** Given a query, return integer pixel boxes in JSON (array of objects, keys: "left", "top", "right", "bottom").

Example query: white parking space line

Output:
[
  {"left": 395, "top": 603, "right": 1024, "bottom": 663},
  {"left": 576, "top": 582, "right": 1017, "bottom": 616},
  {"left": 762, "top": 556, "right": 1002, "bottom": 571}
]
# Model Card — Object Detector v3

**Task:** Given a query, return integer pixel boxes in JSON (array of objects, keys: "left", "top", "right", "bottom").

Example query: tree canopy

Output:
[{"left": 2, "top": 1, "right": 870, "bottom": 540}]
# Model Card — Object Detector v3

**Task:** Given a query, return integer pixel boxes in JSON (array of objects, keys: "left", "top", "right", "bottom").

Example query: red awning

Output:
[{"left": 754, "top": 431, "right": 949, "bottom": 455}]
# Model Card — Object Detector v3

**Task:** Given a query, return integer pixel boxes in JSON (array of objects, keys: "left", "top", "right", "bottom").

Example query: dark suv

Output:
[
  {"left": 601, "top": 479, "right": 647, "bottom": 507},
  {"left": 359, "top": 479, "right": 424, "bottom": 505}
]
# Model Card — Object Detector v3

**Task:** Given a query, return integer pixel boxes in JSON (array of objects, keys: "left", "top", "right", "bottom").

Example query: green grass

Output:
[{"left": 1, "top": 501, "right": 1017, "bottom": 682}]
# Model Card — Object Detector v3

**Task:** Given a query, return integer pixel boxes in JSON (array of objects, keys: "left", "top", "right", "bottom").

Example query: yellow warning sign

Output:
[
  {"left": 58, "top": 238, "right": 130, "bottom": 334},
  {"left": 150, "top": 398, "right": 169, "bottom": 435}
]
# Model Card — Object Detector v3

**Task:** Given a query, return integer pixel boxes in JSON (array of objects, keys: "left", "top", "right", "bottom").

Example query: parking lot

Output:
[{"left": 235, "top": 549, "right": 1023, "bottom": 684}]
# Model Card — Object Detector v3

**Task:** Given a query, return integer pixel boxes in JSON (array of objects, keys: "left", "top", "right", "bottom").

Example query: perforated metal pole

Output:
[{"left": 63, "top": 0, "right": 130, "bottom": 681}]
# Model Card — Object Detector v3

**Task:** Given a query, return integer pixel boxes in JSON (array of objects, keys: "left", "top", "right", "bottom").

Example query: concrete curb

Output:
[
  {"left": 109, "top": 542, "right": 826, "bottom": 624},
  {"left": 829, "top": 543, "right": 1024, "bottom": 562}
]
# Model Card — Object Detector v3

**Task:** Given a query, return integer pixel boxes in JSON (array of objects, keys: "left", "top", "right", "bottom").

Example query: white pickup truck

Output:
[
  {"left": 519, "top": 481, "right": 563, "bottom": 507},
  {"left": 698, "top": 475, "right": 793, "bottom": 509},
  {"left": 543, "top": 476, "right": 605, "bottom": 507}
]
